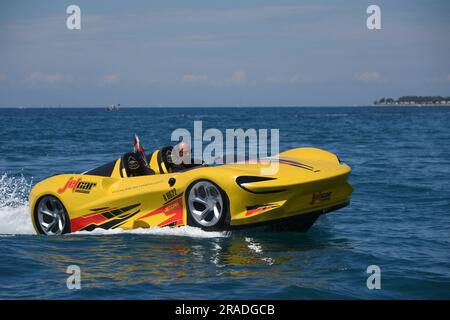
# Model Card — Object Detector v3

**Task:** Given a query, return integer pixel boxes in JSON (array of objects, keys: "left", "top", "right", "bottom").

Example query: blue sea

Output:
[{"left": 0, "top": 107, "right": 449, "bottom": 299}]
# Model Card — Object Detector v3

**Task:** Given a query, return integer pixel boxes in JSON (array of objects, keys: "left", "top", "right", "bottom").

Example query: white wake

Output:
[
  {"left": 0, "top": 173, "right": 35, "bottom": 235},
  {"left": 71, "top": 226, "right": 229, "bottom": 238}
]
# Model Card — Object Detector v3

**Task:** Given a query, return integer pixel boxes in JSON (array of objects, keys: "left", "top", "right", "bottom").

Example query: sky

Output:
[{"left": 0, "top": 0, "right": 449, "bottom": 107}]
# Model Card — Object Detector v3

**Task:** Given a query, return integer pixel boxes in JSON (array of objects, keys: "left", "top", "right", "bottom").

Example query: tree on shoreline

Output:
[{"left": 374, "top": 96, "right": 450, "bottom": 105}]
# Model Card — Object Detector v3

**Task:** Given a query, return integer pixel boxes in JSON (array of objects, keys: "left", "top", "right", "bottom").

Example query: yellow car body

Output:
[{"left": 29, "top": 147, "right": 353, "bottom": 234}]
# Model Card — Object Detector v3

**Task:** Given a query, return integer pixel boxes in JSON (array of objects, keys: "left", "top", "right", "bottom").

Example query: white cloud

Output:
[
  {"left": 181, "top": 71, "right": 246, "bottom": 86},
  {"left": 354, "top": 71, "right": 381, "bottom": 82},
  {"left": 25, "top": 72, "right": 68, "bottom": 87},
  {"left": 99, "top": 74, "right": 120, "bottom": 86},
  {"left": 229, "top": 70, "right": 246, "bottom": 85},
  {"left": 109, "top": 5, "right": 330, "bottom": 27},
  {"left": 264, "top": 73, "right": 304, "bottom": 84},
  {"left": 182, "top": 73, "right": 209, "bottom": 83}
]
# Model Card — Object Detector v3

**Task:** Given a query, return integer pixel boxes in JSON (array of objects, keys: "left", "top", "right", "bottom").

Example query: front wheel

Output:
[
  {"left": 34, "top": 195, "right": 71, "bottom": 235},
  {"left": 186, "top": 180, "right": 230, "bottom": 231}
]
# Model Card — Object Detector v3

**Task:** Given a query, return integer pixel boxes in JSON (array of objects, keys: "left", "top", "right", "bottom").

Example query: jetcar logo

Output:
[
  {"left": 57, "top": 177, "right": 97, "bottom": 194},
  {"left": 310, "top": 191, "right": 332, "bottom": 205}
]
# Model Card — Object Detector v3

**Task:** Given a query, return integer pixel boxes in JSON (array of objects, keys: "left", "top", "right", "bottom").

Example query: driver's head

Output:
[
  {"left": 177, "top": 141, "right": 191, "bottom": 158},
  {"left": 172, "top": 141, "right": 191, "bottom": 164}
]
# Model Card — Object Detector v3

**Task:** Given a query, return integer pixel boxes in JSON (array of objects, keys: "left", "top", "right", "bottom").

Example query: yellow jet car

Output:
[{"left": 29, "top": 144, "right": 353, "bottom": 235}]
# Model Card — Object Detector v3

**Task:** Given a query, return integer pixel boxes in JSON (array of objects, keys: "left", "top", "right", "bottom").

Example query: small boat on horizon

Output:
[{"left": 106, "top": 103, "right": 120, "bottom": 111}]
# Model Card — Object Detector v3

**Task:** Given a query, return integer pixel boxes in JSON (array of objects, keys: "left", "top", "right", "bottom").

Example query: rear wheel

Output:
[
  {"left": 186, "top": 180, "right": 229, "bottom": 231},
  {"left": 34, "top": 195, "right": 71, "bottom": 235}
]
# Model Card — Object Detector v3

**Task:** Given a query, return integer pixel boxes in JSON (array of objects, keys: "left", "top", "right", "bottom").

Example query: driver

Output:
[{"left": 147, "top": 139, "right": 203, "bottom": 174}]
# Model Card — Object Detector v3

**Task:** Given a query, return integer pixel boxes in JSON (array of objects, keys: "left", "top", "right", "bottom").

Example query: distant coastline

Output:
[{"left": 374, "top": 96, "right": 450, "bottom": 107}]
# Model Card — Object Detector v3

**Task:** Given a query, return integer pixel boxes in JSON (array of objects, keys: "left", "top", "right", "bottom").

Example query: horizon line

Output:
[{"left": 0, "top": 105, "right": 375, "bottom": 109}]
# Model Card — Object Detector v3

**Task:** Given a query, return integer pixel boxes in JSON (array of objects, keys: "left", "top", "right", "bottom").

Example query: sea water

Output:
[{"left": 0, "top": 107, "right": 449, "bottom": 299}]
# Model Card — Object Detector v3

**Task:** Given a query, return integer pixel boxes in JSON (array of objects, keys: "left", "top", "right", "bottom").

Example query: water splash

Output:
[
  {"left": 0, "top": 173, "right": 36, "bottom": 235},
  {"left": 71, "top": 226, "right": 230, "bottom": 238}
]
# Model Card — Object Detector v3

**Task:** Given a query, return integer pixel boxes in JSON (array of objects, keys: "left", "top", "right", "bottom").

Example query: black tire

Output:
[
  {"left": 185, "top": 179, "right": 230, "bottom": 231},
  {"left": 34, "top": 195, "right": 71, "bottom": 235}
]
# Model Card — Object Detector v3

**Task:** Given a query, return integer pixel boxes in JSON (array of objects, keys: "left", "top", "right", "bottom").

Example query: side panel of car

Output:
[{"left": 30, "top": 173, "right": 190, "bottom": 233}]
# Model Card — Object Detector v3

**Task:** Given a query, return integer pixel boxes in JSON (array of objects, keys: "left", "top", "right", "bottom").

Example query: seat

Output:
[
  {"left": 121, "top": 152, "right": 155, "bottom": 177},
  {"left": 159, "top": 146, "right": 174, "bottom": 173},
  {"left": 146, "top": 147, "right": 173, "bottom": 174},
  {"left": 146, "top": 146, "right": 204, "bottom": 175}
]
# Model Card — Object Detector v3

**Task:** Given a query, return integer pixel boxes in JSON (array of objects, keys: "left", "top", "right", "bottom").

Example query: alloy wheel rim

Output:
[
  {"left": 37, "top": 196, "right": 67, "bottom": 235},
  {"left": 188, "top": 181, "right": 224, "bottom": 227}
]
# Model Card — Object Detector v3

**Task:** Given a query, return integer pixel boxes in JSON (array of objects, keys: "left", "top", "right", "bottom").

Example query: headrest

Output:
[{"left": 121, "top": 152, "right": 155, "bottom": 177}]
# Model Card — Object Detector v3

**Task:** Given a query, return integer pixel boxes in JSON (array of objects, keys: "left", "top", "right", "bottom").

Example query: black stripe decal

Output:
[
  {"left": 96, "top": 209, "right": 141, "bottom": 230},
  {"left": 279, "top": 158, "right": 314, "bottom": 169},
  {"left": 236, "top": 176, "right": 276, "bottom": 184},
  {"left": 90, "top": 207, "right": 109, "bottom": 211},
  {"left": 81, "top": 203, "right": 140, "bottom": 231},
  {"left": 278, "top": 159, "right": 315, "bottom": 171},
  {"left": 236, "top": 176, "right": 285, "bottom": 194},
  {"left": 81, "top": 209, "right": 141, "bottom": 231}
]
